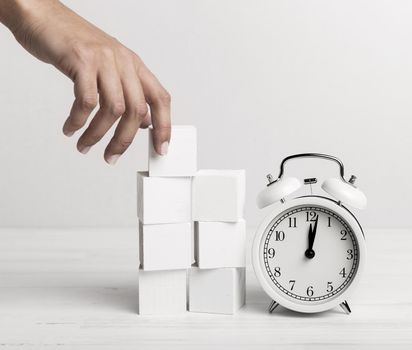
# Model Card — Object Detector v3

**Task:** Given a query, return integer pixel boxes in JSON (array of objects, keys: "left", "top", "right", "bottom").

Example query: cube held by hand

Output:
[{"left": 149, "top": 125, "right": 197, "bottom": 177}]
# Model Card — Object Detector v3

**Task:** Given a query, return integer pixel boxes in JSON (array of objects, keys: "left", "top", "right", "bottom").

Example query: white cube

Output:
[
  {"left": 191, "top": 224, "right": 195, "bottom": 264},
  {"left": 137, "top": 172, "right": 191, "bottom": 224},
  {"left": 138, "top": 269, "right": 187, "bottom": 315},
  {"left": 149, "top": 125, "right": 197, "bottom": 177},
  {"left": 192, "top": 170, "right": 245, "bottom": 222},
  {"left": 139, "top": 222, "right": 191, "bottom": 271},
  {"left": 195, "top": 220, "right": 246, "bottom": 268},
  {"left": 189, "top": 267, "right": 246, "bottom": 314}
]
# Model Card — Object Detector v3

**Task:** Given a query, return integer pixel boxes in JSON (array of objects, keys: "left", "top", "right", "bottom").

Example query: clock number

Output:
[
  {"left": 306, "top": 286, "right": 314, "bottom": 297},
  {"left": 306, "top": 211, "right": 317, "bottom": 222},
  {"left": 327, "top": 281, "right": 334, "bottom": 293},
  {"left": 289, "top": 280, "right": 296, "bottom": 291},
  {"left": 339, "top": 267, "right": 346, "bottom": 278},
  {"left": 275, "top": 231, "right": 285, "bottom": 241},
  {"left": 267, "top": 248, "right": 276, "bottom": 259},
  {"left": 288, "top": 217, "right": 297, "bottom": 228},
  {"left": 347, "top": 249, "right": 353, "bottom": 260},
  {"left": 274, "top": 267, "right": 281, "bottom": 277},
  {"left": 328, "top": 217, "right": 332, "bottom": 227},
  {"left": 340, "top": 230, "right": 348, "bottom": 240}
]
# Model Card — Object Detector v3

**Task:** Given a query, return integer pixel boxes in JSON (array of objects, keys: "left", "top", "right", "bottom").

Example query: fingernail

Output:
[
  {"left": 78, "top": 145, "right": 91, "bottom": 154},
  {"left": 63, "top": 117, "right": 73, "bottom": 136},
  {"left": 160, "top": 142, "right": 169, "bottom": 156},
  {"left": 107, "top": 154, "right": 121, "bottom": 165}
]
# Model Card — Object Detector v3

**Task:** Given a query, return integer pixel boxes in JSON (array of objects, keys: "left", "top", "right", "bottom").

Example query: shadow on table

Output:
[
  {"left": 2, "top": 272, "right": 345, "bottom": 317},
  {"left": 245, "top": 285, "right": 344, "bottom": 318}
]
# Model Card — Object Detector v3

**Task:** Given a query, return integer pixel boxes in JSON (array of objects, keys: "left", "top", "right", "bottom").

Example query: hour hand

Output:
[{"left": 305, "top": 215, "right": 318, "bottom": 259}]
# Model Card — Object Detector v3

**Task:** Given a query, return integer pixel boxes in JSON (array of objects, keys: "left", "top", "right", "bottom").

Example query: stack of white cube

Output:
[
  {"left": 137, "top": 125, "right": 246, "bottom": 315},
  {"left": 137, "top": 126, "right": 196, "bottom": 315},
  {"left": 190, "top": 170, "right": 246, "bottom": 314}
]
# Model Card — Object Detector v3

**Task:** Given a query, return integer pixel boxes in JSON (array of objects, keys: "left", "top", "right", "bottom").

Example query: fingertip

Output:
[
  {"left": 105, "top": 154, "right": 121, "bottom": 165},
  {"left": 151, "top": 126, "right": 171, "bottom": 156},
  {"left": 78, "top": 145, "right": 91, "bottom": 154},
  {"left": 159, "top": 141, "right": 169, "bottom": 156},
  {"left": 62, "top": 118, "right": 74, "bottom": 137}
]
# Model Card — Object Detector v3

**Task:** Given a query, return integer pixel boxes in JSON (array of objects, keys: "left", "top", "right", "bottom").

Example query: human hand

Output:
[{"left": 0, "top": 0, "right": 171, "bottom": 164}]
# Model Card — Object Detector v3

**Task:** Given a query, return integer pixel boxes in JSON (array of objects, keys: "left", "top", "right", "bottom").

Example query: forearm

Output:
[
  {"left": 0, "top": 0, "right": 86, "bottom": 65},
  {"left": 1, "top": 0, "right": 33, "bottom": 32},
  {"left": 0, "top": 0, "right": 62, "bottom": 37}
]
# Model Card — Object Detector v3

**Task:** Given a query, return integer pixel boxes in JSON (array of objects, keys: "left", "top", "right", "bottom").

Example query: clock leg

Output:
[
  {"left": 340, "top": 300, "right": 351, "bottom": 314},
  {"left": 268, "top": 300, "right": 279, "bottom": 313}
]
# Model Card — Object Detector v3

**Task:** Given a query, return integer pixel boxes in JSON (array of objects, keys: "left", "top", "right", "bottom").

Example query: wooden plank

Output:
[{"left": 0, "top": 228, "right": 410, "bottom": 349}]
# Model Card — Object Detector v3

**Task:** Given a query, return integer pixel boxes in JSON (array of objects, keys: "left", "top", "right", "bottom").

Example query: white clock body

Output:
[{"left": 252, "top": 195, "right": 366, "bottom": 313}]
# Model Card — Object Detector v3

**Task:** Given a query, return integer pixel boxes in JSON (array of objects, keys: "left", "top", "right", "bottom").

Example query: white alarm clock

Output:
[{"left": 252, "top": 153, "right": 367, "bottom": 314}]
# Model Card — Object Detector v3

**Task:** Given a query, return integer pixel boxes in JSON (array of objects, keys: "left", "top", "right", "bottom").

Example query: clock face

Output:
[{"left": 259, "top": 204, "right": 360, "bottom": 305}]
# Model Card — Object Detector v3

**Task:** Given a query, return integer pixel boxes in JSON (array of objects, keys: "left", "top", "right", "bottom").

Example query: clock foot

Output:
[
  {"left": 268, "top": 300, "right": 279, "bottom": 313},
  {"left": 340, "top": 300, "right": 351, "bottom": 314}
]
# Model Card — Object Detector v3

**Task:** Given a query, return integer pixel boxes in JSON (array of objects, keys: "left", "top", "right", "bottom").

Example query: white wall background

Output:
[{"left": 0, "top": 0, "right": 411, "bottom": 228}]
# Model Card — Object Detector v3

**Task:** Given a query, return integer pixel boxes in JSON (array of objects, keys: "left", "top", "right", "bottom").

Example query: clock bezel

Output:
[{"left": 252, "top": 195, "right": 366, "bottom": 313}]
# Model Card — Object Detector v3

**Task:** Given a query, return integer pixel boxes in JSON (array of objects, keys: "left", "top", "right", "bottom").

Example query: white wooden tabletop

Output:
[{"left": 0, "top": 228, "right": 411, "bottom": 349}]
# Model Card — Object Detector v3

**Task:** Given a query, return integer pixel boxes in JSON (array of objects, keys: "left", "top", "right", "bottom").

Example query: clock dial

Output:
[{"left": 260, "top": 205, "right": 359, "bottom": 304}]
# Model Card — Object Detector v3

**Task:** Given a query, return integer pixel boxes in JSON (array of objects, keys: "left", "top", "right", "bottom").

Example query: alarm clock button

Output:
[
  {"left": 256, "top": 177, "right": 301, "bottom": 209},
  {"left": 322, "top": 178, "right": 367, "bottom": 209}
]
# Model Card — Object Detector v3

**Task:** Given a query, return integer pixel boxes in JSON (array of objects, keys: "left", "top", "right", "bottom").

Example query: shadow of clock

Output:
[
  {"left": 269, "top": 306, "right": 343, "bottom": 318},
  {"left": 245, "top": 284, "right": 343, "bottom": 317}
]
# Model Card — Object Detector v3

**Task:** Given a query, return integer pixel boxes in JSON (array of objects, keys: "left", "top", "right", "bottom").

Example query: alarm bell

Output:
[
  {"left": 322, "top": 177, "right": 367, "bottom": 209},
  {"left": 257, "top": 153, "right": 367, "bottom": 210},
  {"left": 256, "top": 177, "right": 301, "bottom": 209}
]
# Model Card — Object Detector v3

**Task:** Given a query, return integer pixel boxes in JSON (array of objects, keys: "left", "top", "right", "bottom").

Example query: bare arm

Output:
[{"left": 0, "top": 0, "right": 171, "bottom": 164}]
